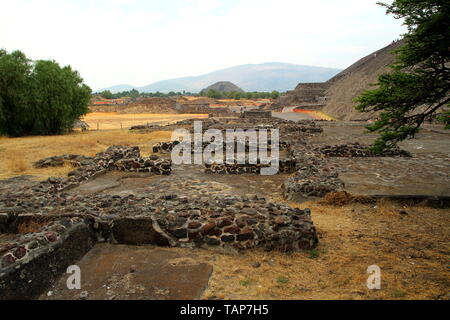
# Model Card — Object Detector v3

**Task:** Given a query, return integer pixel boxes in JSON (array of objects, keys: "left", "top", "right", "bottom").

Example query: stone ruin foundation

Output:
[
  {"left": 0, "top": 143, "right": 319, "bottom": 299},
  {"left": 0, "top": 116, "right": 417, "bottom": 299}
]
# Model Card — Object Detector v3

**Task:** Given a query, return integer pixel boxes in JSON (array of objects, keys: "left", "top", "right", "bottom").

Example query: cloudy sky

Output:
[{"left": 0, "top": 0, "right": 405, "bottom": 90}]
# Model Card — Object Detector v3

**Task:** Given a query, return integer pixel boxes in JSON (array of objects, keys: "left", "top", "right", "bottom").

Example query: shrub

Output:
[{"left": 0, "top": 49, "right": 91, "bottom": 136}]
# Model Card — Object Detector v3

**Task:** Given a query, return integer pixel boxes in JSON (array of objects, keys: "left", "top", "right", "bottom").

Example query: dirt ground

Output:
[{"left": 82, "top": 112, "right": 207, "bottom": 130}]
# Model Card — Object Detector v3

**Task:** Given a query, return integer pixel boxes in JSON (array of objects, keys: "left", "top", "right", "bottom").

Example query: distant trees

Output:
[
  {"left": 201, "top": 89, "right": 281, "bottom": 100},
  {"left": 356, "top": 0, "right": 449, "bottom": 153},
  {"left": 99, "top": 90, "right": 114, "bottom": 99},
  {"left": 97, "top": 89, "right": 282, "bottom": 100},
  {"left": 98, "top": 90, "right": 197, "bottom": 99},
  {"left": 0, "top": 49, "right": 91, "bottom": 136}
]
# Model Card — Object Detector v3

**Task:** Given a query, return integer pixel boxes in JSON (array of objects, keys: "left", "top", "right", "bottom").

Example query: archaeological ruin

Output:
[{"left": 1, "top": 111, "right": 449, "bottom": 300}]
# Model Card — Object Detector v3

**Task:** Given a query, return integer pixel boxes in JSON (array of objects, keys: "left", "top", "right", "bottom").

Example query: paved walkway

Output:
[{"left": 272, "top": 109, "right": 316, "bottom": 121}]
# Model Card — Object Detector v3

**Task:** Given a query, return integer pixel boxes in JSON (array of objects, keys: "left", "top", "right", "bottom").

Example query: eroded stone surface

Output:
[{"left": 40, "top": 244, "right": 213, "bottom": 300}]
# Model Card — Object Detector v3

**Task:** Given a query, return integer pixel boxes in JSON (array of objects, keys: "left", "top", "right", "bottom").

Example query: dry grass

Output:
[
  {"left": 190, "top": 199, "right": 450, "bottom": 300},
  {"left": 5, "top": 154, "right": 29, "bottom": 173},
  {"left": 17, "top": 218, "right": 52, "bottom": 234},
  {"left": 0, "top": 129, "right": 173, "bottom": 180},
  {"left": 320, "top": 191, "right": 373, "bottom": 206},
  {"left": 82, "top": 112, "right": 207, "bottom": 130}
]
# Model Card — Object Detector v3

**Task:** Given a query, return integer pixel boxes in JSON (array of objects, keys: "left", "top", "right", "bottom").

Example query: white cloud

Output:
[{"left": 0, "top": 0, "right": 405, "bottom": 90}]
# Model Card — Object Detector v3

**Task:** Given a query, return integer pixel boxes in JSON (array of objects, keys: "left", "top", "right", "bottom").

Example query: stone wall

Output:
[
  {"left": 0, "top": 192, "right": 319, "bottom": 298},
  {"left": 242, "top": 111, "right": 272, "bottom": 118},
  {"left": 315, "top": 143, "right": 412, "bottom": 158},
  {"left": 279, "top": 82, "right": 330, "bottom": 107},
  {"left": 0, "top": 218, "right": 95, "bottom": 300},
  {"left": 32, "top": 146, "right": 172, "bottom": 193},
  {"left": 204, "top": 159, "right": 297, "bottom": 174},
  {"left": 0, "top": 195, "right": 318, "bottom": 253},
  {"left": 152, "top": 140, "right": 291, "bottom": 154}
]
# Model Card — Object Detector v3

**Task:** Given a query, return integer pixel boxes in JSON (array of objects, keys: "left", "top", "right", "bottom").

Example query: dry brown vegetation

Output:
[
  {"left": 320, "top": 191, "right": 373, "bottom": 206},
  {"left": 82, "top": 112, "right": 207, "bottom": 130},
  {"left": 0, "top": 129, "right": 173, "bottom": 180},
  {"left": 18, "top": 218, "right": 53, "bottom": 234},
  {"left": 193, "top": 199, "right": 449, "bottom": 300}
]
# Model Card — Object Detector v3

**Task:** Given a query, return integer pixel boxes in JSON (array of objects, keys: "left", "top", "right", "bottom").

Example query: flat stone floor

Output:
[
  {"left": 69, "top": 164, "right": 290, "bottom": 202},
  {"left": 311, "top": 123, "right": 450, "bottom": 198},
  {"left": 40, "top": 244, "right": 213, "bottom": 300},
  {"left": 273, "top": 110, "right": 316, "bottom": 121},
  {"left": 68, "top": 122, "right": 450, "bottom": 201}
]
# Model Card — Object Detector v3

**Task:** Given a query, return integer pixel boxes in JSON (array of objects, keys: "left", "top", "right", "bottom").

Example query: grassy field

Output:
[
  {"left": 82, "top": 112, "right": 207, "bottom": 130},
  {"left": 0, "top": 129, "right": 173, "bottom": 180},
  {"left": 0, "top": 111, "right": 206, "bottom": 179}
]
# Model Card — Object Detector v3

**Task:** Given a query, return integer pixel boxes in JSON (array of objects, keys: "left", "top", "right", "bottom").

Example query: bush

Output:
[{"left": 0, "top": 49, "right": 91, "bottom": 136}]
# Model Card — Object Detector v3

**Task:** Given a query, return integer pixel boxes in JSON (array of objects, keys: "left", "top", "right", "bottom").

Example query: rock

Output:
[
  {"left": 205, "top": 237, "right": 221, "bottom": 246},
  {"left": 237, "top": 229, "right": 254, "bottom": 241},
  {"left": 79, "top": 291, "right": 89, "bottom": 300},
  {"left": 172, "top": 228, "right": 188, "bottom": 239},
  {"left": 201, "top": 222, "right": 216, "bottom": 235},
  {"left": 221, "top": 235, "right": 235, "bottom": 242}
]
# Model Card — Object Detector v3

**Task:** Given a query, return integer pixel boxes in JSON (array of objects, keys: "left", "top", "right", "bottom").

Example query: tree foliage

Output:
[
  {"left": 98, "top": 88, "right": 282, "bottom": 100},
  {"left": 356, "top": 0, "right": 450, "bottom": 152},
  {"left": 0, "top": 50, "right": 91, "bottom": 136}
]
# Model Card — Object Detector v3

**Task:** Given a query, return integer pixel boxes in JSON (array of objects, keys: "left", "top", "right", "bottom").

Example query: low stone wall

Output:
[
  {"left": 32, "top": 146, "right": 172, "bottom": 193},
  {"left": 0, "top": 218, "right": 95, "bottom": 300},
  {"left": 204, "top": 159, "right": 297, "bottom": 174},
  {"left": 283, "top": 166, "right": 344, "bottom": 201},
  {"left": 242, "top": 111, "right": 272, "bottom": 118},
  {"left": 315, "top": 143, "right": 412, "bottom": 158},
  {"left": 152, "top": 140, "right": 291, "bottom": 154},
  {"left": 85, "top": 194, "right": 317, "bottom": 252},
  {"left": 33, "top": 155, "right": 94, "bottom": 168},
  {"left": 0, "top": 192, "right": 319, "bottom": 299},
  {"left": 150, "top": 195, "right": 318, "bottom": 251},
  {"left": 281, "top": 140, "right": 412, "bottom": 201}
]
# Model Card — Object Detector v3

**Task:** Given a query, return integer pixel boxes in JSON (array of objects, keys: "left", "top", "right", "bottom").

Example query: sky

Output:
[{"left": 0, "top": 0, "right": 406, "bottom": 90}]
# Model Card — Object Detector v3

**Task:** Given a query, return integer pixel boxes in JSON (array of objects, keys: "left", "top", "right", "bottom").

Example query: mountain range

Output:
[{"left": 98, "top": 62, "right": 342, "bottom": 93}]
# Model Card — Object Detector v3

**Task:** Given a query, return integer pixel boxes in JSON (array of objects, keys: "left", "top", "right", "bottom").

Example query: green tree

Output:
[
  {"left": 271, "top": 90, "right": 280, "bottom": 99},
  {"left": 30, "top": 60, "right": 91, "bottom": 135},
  {"left": 356, "top": 0, "right": 450, "bottom": 153},
  {"left": 0, "top": 50, "right": 91, "bottom": 136},
  {"left": 0, "top": 50, "right": 33, "bottom": 136},
  {"left": 100, "top": 90, "right": 113, "bottom": 99}
]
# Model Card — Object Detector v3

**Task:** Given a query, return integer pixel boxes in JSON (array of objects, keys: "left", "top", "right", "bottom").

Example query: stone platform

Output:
[{"left": 40, "top": 244, "right": 213, "bottom": 300}]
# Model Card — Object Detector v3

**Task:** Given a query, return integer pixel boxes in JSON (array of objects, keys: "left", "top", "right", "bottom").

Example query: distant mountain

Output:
[
  {"left": 201, "top": 81, "right": 244, "bottom": 93},
  {"left": 99, "top": 84, "right": 135, "bottom": 93},
  {"left": 98, "top": 62, "right": 342, "bottom": 93}
]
